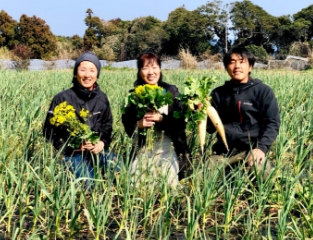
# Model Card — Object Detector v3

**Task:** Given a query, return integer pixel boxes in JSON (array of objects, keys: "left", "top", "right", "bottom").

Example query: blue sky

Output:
[{"left": 1, "top": 0, "right": 312, "bottom": 37}]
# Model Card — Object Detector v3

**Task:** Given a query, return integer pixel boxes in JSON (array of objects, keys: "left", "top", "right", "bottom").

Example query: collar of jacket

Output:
[
  {"left": 225, "top": 77, "right": 261, "bottom": 90},
  {"left": 72, "top": 79, "right": 99, "bottom": 99}
]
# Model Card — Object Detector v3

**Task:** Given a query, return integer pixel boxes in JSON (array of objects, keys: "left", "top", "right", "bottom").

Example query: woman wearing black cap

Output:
[{"left": 43, "top": 51, "right": 118, "bottom": 186}]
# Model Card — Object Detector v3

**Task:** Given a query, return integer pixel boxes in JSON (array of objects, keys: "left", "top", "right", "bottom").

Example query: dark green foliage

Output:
[
  {"left": 122, "top": 16, "right": 166, "bottom": 60},
  {"left": 1, "top": 2, "right": 313, "bottom": 60},
  {"left": 293, "top": 5, "right": 313, "bottom": 41},
  {"left": 83, "top": 9, "right": 103, "bottom": 50},
  {"left": 162, "top": 7, "right": 213, "bottom": 56},
  {"left": 196, "top": 0, "right": 230, "bottom": 54},
  {"left": 72, "top": 35, "right": 83, "bottom": 50},
  {"left": 246, "top": 45, "right": 268, "bottom": 63},
  {"left": 230, "top": 0, "right": 279, "bottom": 51}
]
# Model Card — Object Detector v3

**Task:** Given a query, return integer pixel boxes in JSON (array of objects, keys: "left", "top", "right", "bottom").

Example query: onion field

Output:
[{"left": 0, "top": 68, "right": 313, "bottom": 239}]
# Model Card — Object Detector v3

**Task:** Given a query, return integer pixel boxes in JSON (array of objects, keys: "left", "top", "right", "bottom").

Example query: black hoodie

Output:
[
  {"left": 43, "top": 80, "right": 113, "bottom": 155},
  {"left": 207, "top": 78, "right": 280, "bottom": 155}
]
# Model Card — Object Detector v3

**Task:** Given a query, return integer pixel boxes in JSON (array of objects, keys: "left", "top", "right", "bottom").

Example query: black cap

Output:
[{"left": 73, "top": 51, "right": 101, "bottom": 78}]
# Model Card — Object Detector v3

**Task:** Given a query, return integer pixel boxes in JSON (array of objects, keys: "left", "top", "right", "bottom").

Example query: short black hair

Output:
[{"left": 223, "top": 47, "right": 256, "bottom": 69}]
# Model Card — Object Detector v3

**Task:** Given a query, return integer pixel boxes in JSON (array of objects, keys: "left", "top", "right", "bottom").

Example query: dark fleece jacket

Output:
[
  {"left": 207, "top": 78, "right": 280, "bottom": 155},
  {"left": 43, "top": 80, "right": 113, "bottom": 155}
]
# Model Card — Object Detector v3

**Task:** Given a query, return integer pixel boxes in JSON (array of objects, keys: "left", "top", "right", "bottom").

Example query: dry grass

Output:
[
  {"left": 55, "top": 41, "right": 82, "bottom": 60},
  {"left": 0, "top": 47, "right": 14, "bottom": 60},
  {"left": 289, "top": 42, "right": 312, "bottom": 58},
  {"left": 178, "top": 48, "right": 198, "bottom": 69}
]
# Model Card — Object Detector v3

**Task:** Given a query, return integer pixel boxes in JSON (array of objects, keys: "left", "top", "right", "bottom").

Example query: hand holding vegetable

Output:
[
  {"left": 175, "top": 76, "right": 228, "bottom": 153},
  {"left": 137, "top": 111, "right": 163, "bottom": 129}
]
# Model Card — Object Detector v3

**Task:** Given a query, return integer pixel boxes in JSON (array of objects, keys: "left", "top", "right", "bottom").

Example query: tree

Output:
[
  {"left": 17, "top": 14, "right": 57, "bottom": 59},
  {"left": 293, "top": 5, "right": 313, "bottom": 41},
  {"left": 83, "top": 9, "right": 104, "bottom": 50},
  {"left": 72, "top": 34, "right": 83, "bottom": 50},
  {"left": 230, "top": 0, "right": 279, "bottom": 52},
  {"left": 245, "top": 44, "right": 268, "bottom": 63},
  {"left": 292, "top": 18, "right": 311, "bottom": 42},
  {"left": 122, "top": 16, "right": 166, "bottom": 60},
  {"left": 0, "top": 10, "right": 18, "bottom": 49},
  {"left": 196, "top": 0, "right": 232, "bottom": 53},
  {"left": 163, "top": 7, "right": 213, "bottom": 56},
  {"left": 272, "top": 15, "right": 295, "bottom": 56}
]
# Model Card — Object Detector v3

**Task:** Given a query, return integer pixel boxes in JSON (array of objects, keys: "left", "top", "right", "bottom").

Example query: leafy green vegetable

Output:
[
  {"left": 175, "top": 76, "right": 216, "bottom": 122},
  {"left": 123, "top": 84, "right": 173, "bottom": 119}
]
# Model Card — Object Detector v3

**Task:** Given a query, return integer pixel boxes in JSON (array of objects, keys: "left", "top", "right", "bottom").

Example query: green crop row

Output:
[{"left": 0, "top": 68, "right": 312, "bottom": 239}]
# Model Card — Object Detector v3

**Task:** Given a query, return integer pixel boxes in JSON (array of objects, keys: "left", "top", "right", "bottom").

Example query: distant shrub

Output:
[
  {"left": 93, "top": 45, "right": 117, "bottom": 61},
  {"left": 245, "top": 45, "right": 269, "bottom": 64},
  {"left": 12, "top": 45, "right": 31, "bottom": 70},
  {"left": 12, "top": 45, "right": 31, "bottom": 60},
  {"left": 55, "top": 40, "right": 83, "bottom": 60},
  {"left": 178, "top": 48, "right": 197, "bottom": 69},
  {"left": 0, "top": 47, "right": 13, "bottom": 60},
  {"left": 289, "top": 42, "right": 312, "bottom": 58}
]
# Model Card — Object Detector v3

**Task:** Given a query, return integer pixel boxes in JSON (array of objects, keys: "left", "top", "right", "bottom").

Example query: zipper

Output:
[{"left": 238, "top": 100, "right": 242, "bottom": 123}]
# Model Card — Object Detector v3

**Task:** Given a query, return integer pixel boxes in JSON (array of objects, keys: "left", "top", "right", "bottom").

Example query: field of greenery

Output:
[{"left": 0, "top": 68, "right": 313, "bottom": 239}]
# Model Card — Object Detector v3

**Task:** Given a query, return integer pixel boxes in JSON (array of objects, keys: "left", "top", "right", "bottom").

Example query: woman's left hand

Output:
[
  {"left": 81, "top": 140, "right": 104, "bottom": 154},
  {"left": 91, "top": 141, "right": 105, "bottom": 154}
]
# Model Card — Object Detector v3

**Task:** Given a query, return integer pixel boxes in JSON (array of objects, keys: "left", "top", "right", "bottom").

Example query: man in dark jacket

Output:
[{"left": 207, "top": 47, "right": 280, "bottom": 177}]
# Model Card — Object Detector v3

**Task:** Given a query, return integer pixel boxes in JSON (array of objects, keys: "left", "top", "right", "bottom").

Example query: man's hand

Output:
[
  {"left": 247, "top": 148, "right": 265, "bottom": 167},
  {"left": 137, "top": 111, "right": 163, "bottom": 129}
]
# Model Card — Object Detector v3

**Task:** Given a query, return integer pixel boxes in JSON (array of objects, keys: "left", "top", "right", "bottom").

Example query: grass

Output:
[{"left": 0, "top": 68, "right": 312, "bottom": 239}]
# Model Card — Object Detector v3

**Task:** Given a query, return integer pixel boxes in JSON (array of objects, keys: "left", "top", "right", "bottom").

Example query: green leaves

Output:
[
  {"left": 176, "top": 76, "right": 216, "bottom": 122},
  {"left": 123, "top": 84, "right": 173, "bottom": 119}
]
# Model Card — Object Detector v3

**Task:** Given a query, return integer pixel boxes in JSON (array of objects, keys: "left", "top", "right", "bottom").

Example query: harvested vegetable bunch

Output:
[
  {"left": 123, "top": 84, "right": 173, "bottom": 149},
  {"left": 175, "top": 76, "right": 228, "bottom": 153},
  {"left": 124, "top": 84, "right": 173, "bottom": 120},
  {"left": 50, "top": 101, "right": 99, "bottom": 149}
]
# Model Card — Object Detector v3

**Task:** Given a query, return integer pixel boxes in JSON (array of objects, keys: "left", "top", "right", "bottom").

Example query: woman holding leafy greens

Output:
[
  {"left": 122, "top": 52, "right": 190, "bottom": 188},
  {"left": 43, "top": 51, "right": 119, "bottom": 187}
]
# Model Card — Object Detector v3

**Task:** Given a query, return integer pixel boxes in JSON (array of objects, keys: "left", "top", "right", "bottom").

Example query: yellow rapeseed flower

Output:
[
  {"left": 134, "top": 85, "right": 144, "bottom": 96},
  {"left": 67, "top": 111, "right": 76, "bottom": 120},
  {"left": 50, "top": 117, "right": 56, "bottom": 125},
  {"left": 79, "top": 108, "right": 89, "bottom": 118},
  {"left": 145, "top": 84, "right": 159, "bottom": 90},
  {"left": 57, "top": 116, "right": 66, "bottom": 124}
]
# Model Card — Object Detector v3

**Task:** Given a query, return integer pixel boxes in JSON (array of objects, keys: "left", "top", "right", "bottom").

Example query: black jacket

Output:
[
  {"left": 43, "top": 80, "right": 113, "bottom": 155},
  {"left": 122, "top": 82, "right": 189, "bottom": 160},
  {"left": 207, "top": 78, "right": 280, "bottom": 155}
]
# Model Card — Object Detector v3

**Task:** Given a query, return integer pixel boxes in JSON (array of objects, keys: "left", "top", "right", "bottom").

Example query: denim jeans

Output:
[{"left": 64, "top": 150, "right": 120, "bottom": 187}]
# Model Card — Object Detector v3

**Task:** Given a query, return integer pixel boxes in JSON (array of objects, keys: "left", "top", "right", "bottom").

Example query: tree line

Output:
[{"left": 1, "top": 0, "right": 313, "bottom": 62}]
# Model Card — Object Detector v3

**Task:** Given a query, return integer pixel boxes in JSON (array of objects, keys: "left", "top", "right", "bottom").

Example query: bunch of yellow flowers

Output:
[
  {"left": 50, "top": 101, "right": 99, "bottom": 148},
  {"left": 124, "top": 84, "right": 173, "bottom": 119}
]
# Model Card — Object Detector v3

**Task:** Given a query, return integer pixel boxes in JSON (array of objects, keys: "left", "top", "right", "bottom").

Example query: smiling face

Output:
[
  {"left": 226, "top": 53, "right": 252, "bottom": 83},
  {"left": 75, "top": 61, "right": 98, "bottom": 90},
  {"left": 139, "top": 60, "right": 161, "bottom": 85}
]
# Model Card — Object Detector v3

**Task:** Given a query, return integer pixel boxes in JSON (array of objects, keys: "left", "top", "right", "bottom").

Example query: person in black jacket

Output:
[
  {"left": 122, "top": 52, "right": 190, "bottom": 188},
  {"left": 43, "top": 51, "right": 119, "bottom": 186},
  {"left": 207, "top": 47, "right": 280, "bottom": 178}
]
